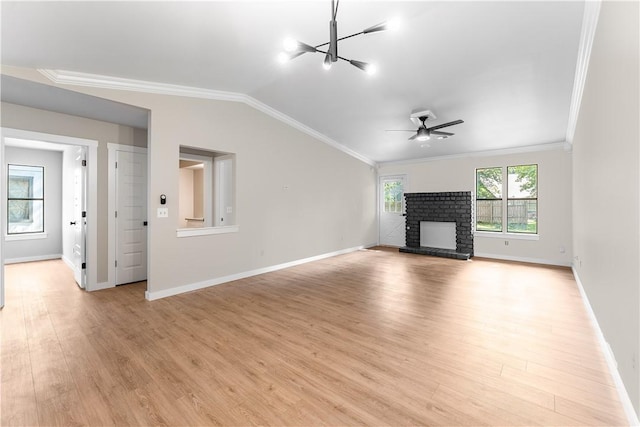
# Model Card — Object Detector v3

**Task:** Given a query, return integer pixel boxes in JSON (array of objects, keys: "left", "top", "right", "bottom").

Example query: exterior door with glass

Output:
[{"left": 379, "top": 175, "right": 406, "bottom": 247}]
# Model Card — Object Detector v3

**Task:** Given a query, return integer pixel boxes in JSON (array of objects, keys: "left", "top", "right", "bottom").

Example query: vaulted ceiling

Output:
[{"left": 1, "top": 1, "right": 585, "bottom": 163}]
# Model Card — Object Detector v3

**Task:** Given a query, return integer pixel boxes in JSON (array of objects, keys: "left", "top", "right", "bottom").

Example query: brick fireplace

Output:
[{"left": 400, "top": 192, "right": 474, "bottom": 260}]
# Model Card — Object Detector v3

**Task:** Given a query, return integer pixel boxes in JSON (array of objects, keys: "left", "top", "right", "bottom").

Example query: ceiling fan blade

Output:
[
  {"left": 427, "top": 119, "right": 464, "bottom": 131},
  {"left": 408, "top": 134, "right": 418, "bottom": 141},
  {"left": 430, "top": 130, "right": 454, "bottom": 136},
  {"left": 385, "top": 129, "right": 416, "bottom": 132}
]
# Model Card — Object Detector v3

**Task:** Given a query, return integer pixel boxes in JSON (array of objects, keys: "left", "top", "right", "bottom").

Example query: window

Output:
[
  {"left": 383, "top": 180, "right": 403, "bottom": 213},
  {"left": 475, "top": 164, "right": 538, "bottom": 235},
  {"left": 7, "top": 164, "right": 44, "bottom": 234},
  {"left": 507, "top": 165, "right": 537, "bottom": 233},
  {"left": 178, "top": 146, "right": 236, "bottom": 236},
  {"left": 476, "top": 167, "right": 503, "bottom": 232}
]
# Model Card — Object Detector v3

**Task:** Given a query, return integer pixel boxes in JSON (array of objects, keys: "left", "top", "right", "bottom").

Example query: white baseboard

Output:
[
  {"left": 61, "top": 255, "right": 74, "bottom": 270},
  {"left": 473, "top": 252, "right": 571, "bottom": 267},
  {"left": 4, "top": 253, "right": 62, "bottom": 265},
  {"left": 572, "top": 266, "right": 640, "bottom": 426},
  {"left": 89, "top": 281, "right": 113, "bottom": 292},
  {"left": 145, "top": 244, "right": 375, "bottom": 301}
]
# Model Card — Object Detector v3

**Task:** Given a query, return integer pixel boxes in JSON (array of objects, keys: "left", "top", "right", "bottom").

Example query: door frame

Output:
[
  {"left": 377, "top": 174, "right": 408, "bottom": 246},
  {"left": 0, "top": 128, "right": 99, "bottom": 307},
  {"left": 107, "top": 143, "right": 148, "bottom": 288}
]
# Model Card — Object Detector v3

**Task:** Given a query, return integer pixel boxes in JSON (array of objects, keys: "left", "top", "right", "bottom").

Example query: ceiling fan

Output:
[{"left": 387, "top": 111, "right": 464, "bottom": 141}]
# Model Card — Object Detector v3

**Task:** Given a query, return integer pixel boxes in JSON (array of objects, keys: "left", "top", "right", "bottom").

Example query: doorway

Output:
[
  {"left": 379, "top": 175, "right": 407, "bottom": 247},
  {"left": 0, "top": 128, "right": 99, "bottom": 308}
]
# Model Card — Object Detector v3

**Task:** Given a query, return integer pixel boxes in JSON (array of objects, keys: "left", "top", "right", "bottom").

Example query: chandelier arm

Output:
[{"left": 314, "top": 31, "right": 365, "bottom": 49}]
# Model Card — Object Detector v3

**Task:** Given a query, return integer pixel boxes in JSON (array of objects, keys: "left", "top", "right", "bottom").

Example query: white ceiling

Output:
[{"left": 1, "top": 1, "right": 585, "bottom": 164}]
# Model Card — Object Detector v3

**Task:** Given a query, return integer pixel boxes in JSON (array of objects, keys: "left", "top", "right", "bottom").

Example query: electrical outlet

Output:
[{"left": 157, "top": 207, "right": 169, "bottom": 218}]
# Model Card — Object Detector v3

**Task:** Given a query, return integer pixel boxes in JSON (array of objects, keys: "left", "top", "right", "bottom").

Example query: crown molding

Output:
[
  {"left": 38, "top": 69, "right": 377, "bottom": 167},
  {"left": 38, "top": 69, "right": 246, "bottom": 102},
  {"left": 565, "top": 0, "right": 601, "bottom": 145},
  {"left": 378, "top": 141, "right": 570, "bottom": 168}
]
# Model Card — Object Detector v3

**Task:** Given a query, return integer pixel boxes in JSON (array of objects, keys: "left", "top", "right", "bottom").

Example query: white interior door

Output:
[
  {"left": 72, "top": 146, "right": 87, "bottom": 288},
  {"left": 379, "top": 175, "right": 407, "bottom": 247},
  {"left": 115, "top": 150, "right": 147, "bottom": 285},
  {"left": 215, "top": 156, "right": 234, "bottom": 226}
]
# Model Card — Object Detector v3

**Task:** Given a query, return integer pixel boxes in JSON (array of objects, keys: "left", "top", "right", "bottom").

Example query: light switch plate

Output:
[{"left": 157, "top": 207, "right": 169, "bottom": 218}]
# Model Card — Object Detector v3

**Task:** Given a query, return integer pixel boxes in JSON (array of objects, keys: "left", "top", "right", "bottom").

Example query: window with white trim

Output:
[
  {"left": 7, "top": 164, "right": 44, "bottom": 234},
  {"left": 476, "top": 164, "right": 538, "bottom": 234}
]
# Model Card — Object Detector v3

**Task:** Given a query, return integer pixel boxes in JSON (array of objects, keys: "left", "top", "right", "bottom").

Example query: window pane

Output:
[
  {"left": 384, "top": 181, "right": 403, "bottom": 213},
  {"left": 508, "top": 165, "right": 537, "bottom": 198},
  {"left": 476, "top": 199, "right": 502, "bottom": 232},
  {"left": 8, "top": 165, "right": 43, "bottom": 199},
  {"left": 8, "top": 200, "right": 44, "bottom": 233},
  {"left": 508, "top": 200, "right": 537, "bottom": 233},
  {"left": 476, "top": 167, "right": 502, "bottom": 199}
]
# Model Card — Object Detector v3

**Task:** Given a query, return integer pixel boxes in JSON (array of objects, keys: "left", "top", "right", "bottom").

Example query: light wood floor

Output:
[{"left": 1, "top": 248, "right": 628, "bottom": 426}]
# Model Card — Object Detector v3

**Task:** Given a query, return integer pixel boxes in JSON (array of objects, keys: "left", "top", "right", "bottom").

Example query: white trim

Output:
[
  {"left": 91, "top": 281, "right": 114, "bottom": 292},
  {"left": 39, "top": 69, "right": 377, "bottom": 167},
  {"left": 176, "top": 225, "right": 239, "bottom": 238},
  {"left": 473, "top": 252, "right": 571, "bottom": 267},
  {"left": 4, "top": 254, "right": 61, "bottom": 265},
  {"left": 145, "top": 244, "right": 375, "bottom": 301},
  {"left": 378, "top": 142, "right": 569, "bottom": 168},
  {"left": 5, "top": 232, "right": 49, "bottom": 241},
  {"left": 1, "top": 128, "right": 99, "bottom": 148},
  {"left": 107, "top": 143, "right": 148, "bottom": 289},
  {"left": 62, "top": 254, "right": 74, "bottom": 271},
  {"left": 474, "top": 231, "right": 540, "bottom": 241},
  {"left": 572, "top": 267, "right": 640, "bottom": 426},
  {"left": 106, "top": 143, "right": 147, "bottom": 154},
  {"left": 566, "top": 0, "right": 602, "bottom": 145},
  {"left": 1, "top": 128, "right": 99, "bottom": 294}
]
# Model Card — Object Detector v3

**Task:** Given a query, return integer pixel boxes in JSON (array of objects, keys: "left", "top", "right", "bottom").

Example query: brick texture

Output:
[{"left": 401, "top": 192, "right": 474, "bottom": 259}]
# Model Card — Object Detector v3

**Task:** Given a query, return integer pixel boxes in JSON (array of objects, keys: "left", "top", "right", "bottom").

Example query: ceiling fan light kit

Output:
[
  {"left": 279, "top": 0, "right": 393, "bottom": 74},
  {"left": 387, "top": 111, "right": 464, "bottom": 143}
]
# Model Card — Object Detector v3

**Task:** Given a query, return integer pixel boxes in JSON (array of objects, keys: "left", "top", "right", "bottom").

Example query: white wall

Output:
[
  {"left": 4, "top": 146, "right": 63, "bottom": 262},
  {"left": 1, "top": 101, "right": 147, "bottom": 282},
  {"left": 572, "top": 0, "right": 640, "bottom": 414},
  {"left": 1, "top": 67, "right": 378, "bottom": 298},
  {"left": 378, "top": 147, "right": 573, "bottom": 266}
]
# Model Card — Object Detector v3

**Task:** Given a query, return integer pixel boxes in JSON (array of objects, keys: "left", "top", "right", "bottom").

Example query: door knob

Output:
[{"left": 70, "top": 221, "right": 77, "bottom": 225}]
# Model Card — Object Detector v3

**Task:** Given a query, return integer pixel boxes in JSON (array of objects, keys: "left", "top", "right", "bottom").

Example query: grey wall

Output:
[
  {"left": 572, "top": 0, "right": 640, "bottom": 414},
  {"left": 378, "top": 148, "right": 573, "bottom": 266},
  {"left": 1, "top": 67, "right": 378, "bottom": 298},
  {"left": 4, "top": 146, "right": 63, "bottom": 261},
  {"left": 1, "top": 101, "right": 147, "bottom": 282}
]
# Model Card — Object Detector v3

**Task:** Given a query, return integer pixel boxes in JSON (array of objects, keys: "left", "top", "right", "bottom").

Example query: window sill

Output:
[
  {"left": 474, "top": 231, "right": 539, "bottom": 241},
  {"left": 177, "top": 225, "right": 239, "bottom": 238},
  {"left": 5, "top": 232, "right": 48, "bottom": 241}
]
